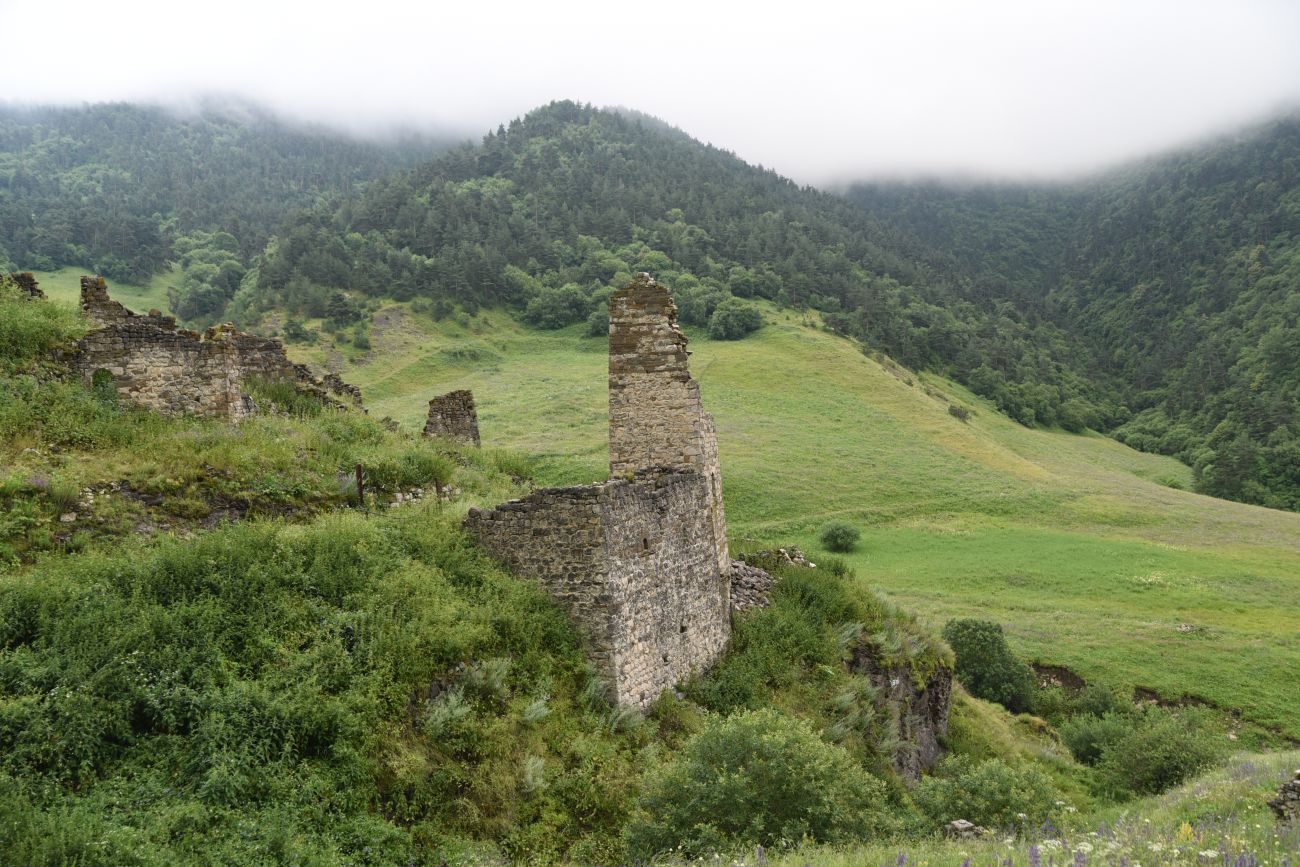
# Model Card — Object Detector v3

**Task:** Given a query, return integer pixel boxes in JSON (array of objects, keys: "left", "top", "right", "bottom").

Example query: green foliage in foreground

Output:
[
  {"left": 626, "top": 709, "right": 893, "bottom": 860},
  {"left": 912, "top": 755, "right": 1063, "bottom": 833},
  {"left": 760, "top": 751, "right": 1300, "bottom": 867},
  {"left": 942, "top": 619, "right": 1036, "bottom": 714},
  {"left": 0, "top": 509, "right": 645, "bottom": 865}
]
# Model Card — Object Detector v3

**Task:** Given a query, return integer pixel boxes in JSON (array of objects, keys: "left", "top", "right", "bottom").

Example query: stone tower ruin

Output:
[
  {"left": 465, "top": 274, "right": 731, "bottom": 709},
  {"left": 609, "top": 274, "right": 729, "bottom": 577}
]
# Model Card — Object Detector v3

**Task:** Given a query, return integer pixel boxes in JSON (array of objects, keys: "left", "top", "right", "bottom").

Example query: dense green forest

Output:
[
  {"left": 238, "top": 101, "right": 1107, "bottom": 438},
  {"left": 0, "top": 101, "right": 443, "bottom": 317},
  {"left": 4, "top": 100, "right": 1296, "bottom": 510},
  {"left": 849, "top": 118, "right": 1300, "bottom": 510}
]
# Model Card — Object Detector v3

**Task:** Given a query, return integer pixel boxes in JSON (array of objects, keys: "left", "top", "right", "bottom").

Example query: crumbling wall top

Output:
[
  {"left": 424, "top": 389, "right": 481, "bottom": 446},
  {"left": 8, "top": 272, "right": 45, "bottom": 300}
]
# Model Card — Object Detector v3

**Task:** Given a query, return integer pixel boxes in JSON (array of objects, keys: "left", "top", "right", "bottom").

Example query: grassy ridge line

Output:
[{"left": 286, "top": 302, "right": 1300, "bottom": 736}]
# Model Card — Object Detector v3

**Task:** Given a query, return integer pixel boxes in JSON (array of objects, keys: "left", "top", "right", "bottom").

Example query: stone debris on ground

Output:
[
  {"left": 729, "top": 559, "right": 777, "bottom": 612},
  {"left": 1268, "top": 769, "right": 1300, "bottom": 822}
]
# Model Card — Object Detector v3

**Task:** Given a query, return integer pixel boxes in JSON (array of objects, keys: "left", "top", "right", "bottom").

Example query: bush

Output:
[
  {"left": 524, "top": 283, "right": 589, "bottom": 329},
  {"left": 940, "top": 619, "right": 1036, "bottom": 713},
  {"left": 1059, "top": 711, "right": 1134, "bottom": 766},
  {"left": 585, "top": 306, "right": 609, "bottom": 337},
  {"left": 707, "top": 298, "right": 763, "bottom": 340},
  {"left": 1097, "top": 707, "right": 1224, "bottom": 795},
  {"left": 0, "top": 285, "right": 86, "bottom": 367},
  {"left": 819, "top": 521, "right": 860, "bottom": 553},
  {"left": 625, "top": 708, "right": 891, "bottom": 859},
  {"left": 913, "top": 756, "right": 1062, "bottom": 832}
]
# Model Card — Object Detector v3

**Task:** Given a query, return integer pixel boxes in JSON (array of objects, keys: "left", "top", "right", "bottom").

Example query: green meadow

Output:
[
  {"left": 29, "top": 265, "right": 178, "bottom": 314},
  {"left": 291, "top": 302, "right": 1300, "bottom": 738}
]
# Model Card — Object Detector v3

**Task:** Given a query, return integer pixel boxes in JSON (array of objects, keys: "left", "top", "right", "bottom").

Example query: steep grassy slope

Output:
[{"left": 287, "top": 302, "right": 1300, "bottom": 737}]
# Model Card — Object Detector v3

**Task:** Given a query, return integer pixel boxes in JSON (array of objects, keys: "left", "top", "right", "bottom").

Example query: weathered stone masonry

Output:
[
  {"left": 74, "top": 276, "right": 362, "bottom": 419},
  {"left": 465, "top": 470, "right": 731, "bottom": 708},
  {"left": 466, "top": 274, "right": 731, "bottom": 709},
  {"left": 8, "top": 272, "right": 45, "bottom": 299},
  {"left": 609, "top": 275, "right": 729, "bottom": 578},
  {"left": 424, "top": 389, "right": 480, "bottom": 446}
]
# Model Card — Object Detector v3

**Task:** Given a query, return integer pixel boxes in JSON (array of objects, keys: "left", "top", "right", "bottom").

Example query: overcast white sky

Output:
[{"left": 3, "top": 0, "right": 1299, "bottom": 184}]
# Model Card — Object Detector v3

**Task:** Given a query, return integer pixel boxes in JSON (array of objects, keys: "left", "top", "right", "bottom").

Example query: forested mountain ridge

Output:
[
  {"left": 849, "top": 116, "right": 1300, "bottom": 510},
  {"left": 0, "top": 101, "right": 445, "bottom": 317},
  {"left": 239, "top": 100, "right": 1104, "bottom": 441}
]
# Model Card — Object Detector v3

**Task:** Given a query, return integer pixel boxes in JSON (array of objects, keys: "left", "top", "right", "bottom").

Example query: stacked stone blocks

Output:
[
  {"left": 465, "top": 274, "right": 732, "bottom": 709},
  {"left": 424, "top": 389, "right": 481, "bottom": 445},
  {"left": 74, "top": 276, "right": 362, "bottom": 419}
]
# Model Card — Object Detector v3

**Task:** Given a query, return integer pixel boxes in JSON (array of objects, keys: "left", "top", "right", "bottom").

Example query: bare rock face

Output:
[
  {"left": 1269, "top": 770, "right": 1300, "bottom": 822},
  {"left": 424, "top": 389, "right": 480, "bottom": 446},
  {"left": 852, "top": 645, "right": 953, "bottom": 780},
  {"left": 72, "top": 276, "right": 362, "bottom": 419}
]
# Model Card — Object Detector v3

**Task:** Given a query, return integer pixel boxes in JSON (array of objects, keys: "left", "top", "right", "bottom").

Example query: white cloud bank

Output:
[{"left": 2, "top": 0, "right": 1299, "bottom": 183}]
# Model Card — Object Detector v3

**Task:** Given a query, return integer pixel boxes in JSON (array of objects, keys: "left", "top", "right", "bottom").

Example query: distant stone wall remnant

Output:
[
  {"left": 424, "top": 389, "right": 480, "bottom": 446},
  {"left": 7, "top": 272, "right": 45, "bottom": 300},
  {"left": 609, "top": 273, "right": 729, "bottom": 577},
  {"left": 465, "top": 273, "right": 733, "bottom": 709},
  {"left": 465, "top": 469, "right": 730, "bottom": 709},
  {"left": 72, "top": 276, "right": 362, "bottom": 420},
  {"left": 1270, "top": 770, "right": 1300, "bottom": 822}
]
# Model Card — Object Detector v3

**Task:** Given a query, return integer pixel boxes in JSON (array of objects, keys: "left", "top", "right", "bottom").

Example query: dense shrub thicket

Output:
[
  {"left": 1059, "top": 706, "right": 1225, "bottom": 796},
  {"left": 941, "top": 619, "right": 1037, "bottom": 713},
  {"left": 913, "top": 756, "right": 1063, "bottom": 832},
  {"left": 626, "top": 708, "right": 893, "bottom": 859}
]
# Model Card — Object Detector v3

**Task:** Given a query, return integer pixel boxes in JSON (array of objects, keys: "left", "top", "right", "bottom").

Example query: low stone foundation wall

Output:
[{"left": 73, "top": 276, "right": 362, "bottom": 419}]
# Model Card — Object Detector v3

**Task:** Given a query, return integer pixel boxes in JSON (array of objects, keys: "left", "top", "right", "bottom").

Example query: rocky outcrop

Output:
[
  {"left": 424, "top": 389, "right": 480, "bottom": 445},
  {"left": 72, "top": 276, "right": 362, "bottom": 420},
  {"left": 853, "top": 645, "right": 953, "bottom": 780}
]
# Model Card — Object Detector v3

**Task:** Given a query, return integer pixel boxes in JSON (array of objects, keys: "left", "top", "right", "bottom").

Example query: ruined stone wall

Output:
[
  {"left": 73, "top": 276, "right": 361, "bottom": 419},
  {"left": 465, "top": 469, "right": 731, "bottom": 709},
  {"left": 608, "top": 274, "right": 729, "bottom": 576},
  {"left": 424, "top": 389, "right": 480, "bottom": 445},
  {"left": 7, "top": 272, "right": 45, "bottom": 299}
]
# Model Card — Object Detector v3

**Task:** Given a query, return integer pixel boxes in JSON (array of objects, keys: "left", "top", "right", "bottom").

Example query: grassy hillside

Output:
[
  {"left": 773, "top": 750, "right": 1300, "bottom": 866},
  {"left": 27, "top": 265, "right": 177, "bottom": 314},
  {"left": 286, "top": 301, "right": 1300, "bottom": 737}
]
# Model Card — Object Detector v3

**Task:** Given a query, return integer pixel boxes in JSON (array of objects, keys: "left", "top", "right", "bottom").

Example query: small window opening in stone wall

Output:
[
  {"left": 679, "top": 619, "right": 688, "bottom": 634},
  {"left": 640, "top": 537, "right": 649, "bottom": 552}
]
